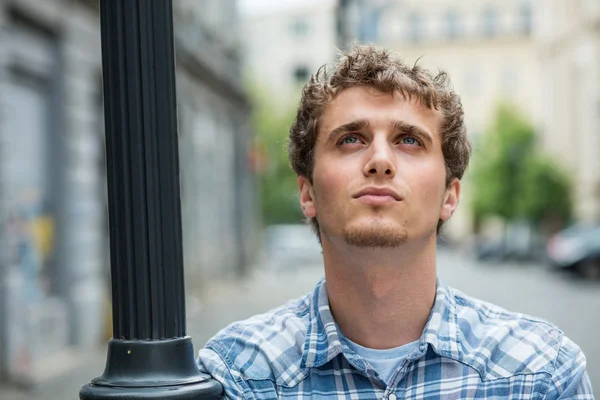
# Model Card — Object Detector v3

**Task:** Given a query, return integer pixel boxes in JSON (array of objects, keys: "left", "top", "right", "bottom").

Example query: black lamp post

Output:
[{"left": 80, "top": 1, "right": 222, "bottom": 398}]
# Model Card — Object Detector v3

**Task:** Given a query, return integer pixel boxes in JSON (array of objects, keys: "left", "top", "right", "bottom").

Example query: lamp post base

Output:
[
  {"left": 80, "top": 379, "right": 223, "bottom": 400},
  {"left": 79, "top": 337, "right": 222, "bottom": 400}
]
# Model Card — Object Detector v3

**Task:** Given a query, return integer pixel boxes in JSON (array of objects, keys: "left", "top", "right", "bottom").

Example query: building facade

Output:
[
  {"left": 174, "top": 0, "right": 258, "bottom": 283},
  {"left": 536, "top": 0, "right": 600, "bottom": 223},
  {"left": 240, "top": 0, "right": 338, "bottom": 107},
  {"left": 0, "top": 0, "right": 255, "bottom": 388}
]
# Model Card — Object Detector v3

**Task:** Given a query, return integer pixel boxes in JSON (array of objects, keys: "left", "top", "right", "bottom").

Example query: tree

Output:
[
  {"left": 249, "top": 87, "right": 305, "bottom": 226},
  {"left": 471, "top": 103, "right": 572, "bottom": 231},
  {"left": 516, "top": 156, "right": 573, "bottom": 227}
]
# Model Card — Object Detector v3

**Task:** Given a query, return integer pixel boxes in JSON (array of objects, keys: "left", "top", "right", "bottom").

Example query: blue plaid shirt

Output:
[{"left": 197, "top": 278, "right": 593, "bottom": 399}]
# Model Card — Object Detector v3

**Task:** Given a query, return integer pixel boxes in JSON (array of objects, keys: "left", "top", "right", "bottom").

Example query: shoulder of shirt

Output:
[
  {"left": 449, "top": 286, "right": 566, "bottom": 381},
  {"left": 203, "top": 292, "right": 312, "bottom": 387}
]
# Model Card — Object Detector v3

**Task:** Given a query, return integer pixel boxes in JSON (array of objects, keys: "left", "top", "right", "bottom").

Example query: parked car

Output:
[
  {"left": 545, "top": 224, "right": 600, "bottom": 278},
  {"left": 475, "top": 221, "right": 546, "bottom": 262}
]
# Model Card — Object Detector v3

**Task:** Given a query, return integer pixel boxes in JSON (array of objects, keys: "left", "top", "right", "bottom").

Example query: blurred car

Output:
[
  {"left": 475, "top": 221, "right": 546, "bottom": 262},
  {"left": 262, "top": 224, "right": 323, "bottom": 271},
  {"left": 545, "top": 224, "right": 600, "bottom": 278}
]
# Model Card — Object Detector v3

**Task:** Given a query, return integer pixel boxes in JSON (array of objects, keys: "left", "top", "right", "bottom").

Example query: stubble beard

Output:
[{"left": 342, "top": 218, "right": 409, "bottom": 248}]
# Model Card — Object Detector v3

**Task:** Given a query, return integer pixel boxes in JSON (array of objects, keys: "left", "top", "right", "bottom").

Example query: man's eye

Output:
[
  {"left": 400, "top": 136, "right": 421, "bottom": 146},
  {"left": 341, "top": 135, "right": 360, "bottom": 145}
]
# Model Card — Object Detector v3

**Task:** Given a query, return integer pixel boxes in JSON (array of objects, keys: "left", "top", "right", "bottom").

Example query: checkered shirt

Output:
[{"left": 197, "top": 278, "right": 594, "bottom": 399}]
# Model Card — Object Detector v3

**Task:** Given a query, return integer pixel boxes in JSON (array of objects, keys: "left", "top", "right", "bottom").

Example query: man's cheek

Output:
[{"left": 315, "top": 177, "right": 340, "bottom": 205}]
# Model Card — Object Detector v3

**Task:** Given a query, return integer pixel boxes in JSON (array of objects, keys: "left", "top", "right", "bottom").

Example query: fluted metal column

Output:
[{"left": 80, "top": 1, "right": 222, "bottom": 398}]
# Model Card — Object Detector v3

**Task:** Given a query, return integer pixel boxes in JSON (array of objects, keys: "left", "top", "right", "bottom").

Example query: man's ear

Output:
[
  {"left": 298, "top": 176, "right": 317, "bottom": 218},
  {"left": 440, "top": 178, "right": 460, "bottom": 221}
]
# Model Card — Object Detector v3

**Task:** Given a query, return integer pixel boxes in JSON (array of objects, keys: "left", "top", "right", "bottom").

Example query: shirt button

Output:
[{"left": 388, "top": 394, "right": 397, "bottom": 400}]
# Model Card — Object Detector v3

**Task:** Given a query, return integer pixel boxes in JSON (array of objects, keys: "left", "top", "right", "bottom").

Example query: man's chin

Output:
[{"left": 342, "top": 223, "right": 408, "bottom": 248}]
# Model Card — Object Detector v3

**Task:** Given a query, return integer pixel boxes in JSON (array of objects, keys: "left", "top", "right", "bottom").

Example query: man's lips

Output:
[{"left": 353, "top": 187, "right": 402, "bottom": 202}]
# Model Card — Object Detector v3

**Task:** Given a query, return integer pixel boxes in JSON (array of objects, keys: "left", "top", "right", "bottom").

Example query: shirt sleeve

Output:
[
  {"left": 544, "top": 335, "right": 594, "bottom": 399},
  {"left": 197, "top": 346, "right": 251, "bottom": 400}
]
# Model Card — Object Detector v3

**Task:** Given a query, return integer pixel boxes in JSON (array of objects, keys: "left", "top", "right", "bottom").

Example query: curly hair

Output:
[{"left": 288, "top": 44, "right": 471, "bottom": 238}]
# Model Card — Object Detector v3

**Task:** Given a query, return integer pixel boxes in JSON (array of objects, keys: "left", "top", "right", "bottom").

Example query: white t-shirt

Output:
[{"left": 345, "top": 338, "right": 420, "bottom": 384}]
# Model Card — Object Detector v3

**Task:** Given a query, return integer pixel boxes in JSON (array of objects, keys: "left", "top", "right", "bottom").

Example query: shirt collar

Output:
[{"left": 301, "top": 277, "right": 461, "bottom": 370}]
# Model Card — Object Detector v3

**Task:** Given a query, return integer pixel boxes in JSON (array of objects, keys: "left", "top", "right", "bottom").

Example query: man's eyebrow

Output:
[
  {"left": 327, "top": 119, "right": 370, "bottom": 140},
  {"left": 392, "top": 121, "right": 433, "bottom": 144}
]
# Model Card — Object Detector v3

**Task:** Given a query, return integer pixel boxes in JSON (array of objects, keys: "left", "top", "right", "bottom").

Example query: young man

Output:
[{"left": 198, "top": 45, "right": 593, "bottom": 399}]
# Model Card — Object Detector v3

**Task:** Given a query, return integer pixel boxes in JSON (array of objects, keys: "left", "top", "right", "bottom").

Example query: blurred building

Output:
[
  {"left": 536, "top": 0, "right": 600, "bottom": 223},
  {"left": 240, "top": 0, "right": 338, "bottom": 106},
  {"left": 174, "top": 0, "right": 257, "bottom": 283},
  {"left": 0, "top": 0, "right": 255, "bottom": 389}
]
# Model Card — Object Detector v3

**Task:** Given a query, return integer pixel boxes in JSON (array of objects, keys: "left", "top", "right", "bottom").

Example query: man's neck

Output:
[{"left": 322, "top": 236, "right": 437, "bottom": 350}]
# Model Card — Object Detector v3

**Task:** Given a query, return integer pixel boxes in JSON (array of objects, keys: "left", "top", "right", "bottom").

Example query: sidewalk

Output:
[
  {"left": 0, "top": 347, "right": 107, "bottom": 400},
  {"left": 0, "top": 264, "right": 323, "bottom": 400}
]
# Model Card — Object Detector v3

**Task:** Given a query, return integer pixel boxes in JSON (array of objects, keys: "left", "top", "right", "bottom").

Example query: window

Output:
[
  {"left": 293, "top": 66, "right": 310, "bottom": 84},
  {"left": 408, "top": 12, "right": 422, "bottom": 43},
  {"left": 482, "top": 7, "right": 497, "bottom": 37},
  {"left": 520, "top": 0, "right": 532, "bottom": 35},
  {"left": 446, "top": 10, "right": 460, "bottom": 39},
  {"left": 291, "top": 18, "right": 309, "bottom": 37},
  {"left": 358, "top": 9, "right": 381, "bottom": 42}
]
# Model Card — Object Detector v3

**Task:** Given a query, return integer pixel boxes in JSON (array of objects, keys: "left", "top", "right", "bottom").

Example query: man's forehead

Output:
[{"left": 318, "top": 87, "right": 443, "bottom": 140}]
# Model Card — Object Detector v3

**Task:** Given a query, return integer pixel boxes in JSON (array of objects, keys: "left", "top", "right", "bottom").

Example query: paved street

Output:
[{"left": 2, "top": 248, "right": 598, "bottom": 398}]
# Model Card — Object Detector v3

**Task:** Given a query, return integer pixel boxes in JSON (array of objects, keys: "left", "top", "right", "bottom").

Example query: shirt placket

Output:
[
  {"left": 380, "top": 358, "right": 412, "bottom": 400},
  {"left": 382, "top": 343, "right": 428, "bottom": 400}
]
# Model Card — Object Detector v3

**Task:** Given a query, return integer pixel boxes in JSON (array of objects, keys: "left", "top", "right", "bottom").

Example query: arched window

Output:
[
  {"left": 482, "top": 7, "right": 497, "bottom": 37},
  {"left": 293, "top": 65, "right": 310, "bottom": 84},
  {"left": 520, "top": 0, "right": 532, "bottom": 35},
  {"left": 446, "top": 10, "right": 460, "bottom": 39},
  {"left": 358, "top": 9, "right": 381, "bottom": 42},
  {"left": 291, "top": 18, "right": 309, "bottom": 37},
  {"left": 408, "top": 12, "right": 422, "bottom": 43}
]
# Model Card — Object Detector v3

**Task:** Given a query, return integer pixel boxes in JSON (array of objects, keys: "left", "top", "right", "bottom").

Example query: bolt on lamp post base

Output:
[{"left": 80, "top": 337, "right": 222, "bottom": 399}]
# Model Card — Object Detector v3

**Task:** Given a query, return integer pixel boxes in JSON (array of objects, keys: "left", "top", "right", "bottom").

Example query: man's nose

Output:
[{"left": 363, "top": 138, "right": 396, "bottom": 178}]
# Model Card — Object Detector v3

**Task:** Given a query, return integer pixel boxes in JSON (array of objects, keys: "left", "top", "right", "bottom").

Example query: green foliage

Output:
[
  {"left": 471, "top": 103, "right": 572, "bottom": 225},
  {"left": 249, "top": 87, "right": 305, "bottom": 225},
  {"left": 516, "top": 156, "right": 573, "bottom": 223}
]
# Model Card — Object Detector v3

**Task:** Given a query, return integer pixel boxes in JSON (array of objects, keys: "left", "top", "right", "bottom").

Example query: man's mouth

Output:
[
  {"left": 353, "top": 187, "right": 402, "bottom": 200},
  {"left": 353, "top": 187, "right": 402, "bottom": 205}
]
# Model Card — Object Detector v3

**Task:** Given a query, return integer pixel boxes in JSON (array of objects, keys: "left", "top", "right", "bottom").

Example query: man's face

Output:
[{"left": 298, "top": 86, "right": 460, "bottom": 248}]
